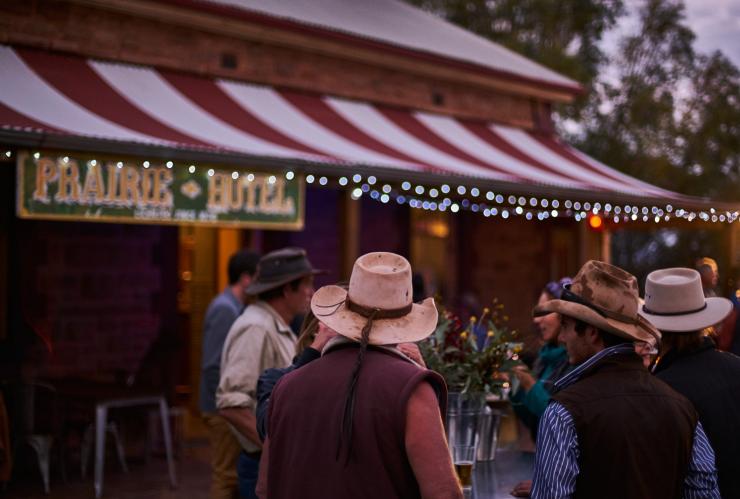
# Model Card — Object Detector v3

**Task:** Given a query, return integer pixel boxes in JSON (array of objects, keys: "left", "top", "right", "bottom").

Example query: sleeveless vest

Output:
[
  {"left": 266, "top": 344, "right": 447, "bottom": 499},
  {"left": 553, "top": 353, "right": 697, "bottom": 499}
]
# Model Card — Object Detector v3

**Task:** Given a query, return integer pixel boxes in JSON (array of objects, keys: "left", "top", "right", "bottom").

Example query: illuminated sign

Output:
[{"left": 16, "top": 152, "right": 304, "bottom": 229}]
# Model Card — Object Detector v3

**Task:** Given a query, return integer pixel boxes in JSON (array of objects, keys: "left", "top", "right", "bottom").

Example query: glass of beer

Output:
[{"left": 453, "top": 445, "right": 476, "bottom": 490}]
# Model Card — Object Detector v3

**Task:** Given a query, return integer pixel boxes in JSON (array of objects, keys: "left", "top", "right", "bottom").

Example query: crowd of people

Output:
[{"left": 198, "top": 246, "right": 740, "bottom": 499}]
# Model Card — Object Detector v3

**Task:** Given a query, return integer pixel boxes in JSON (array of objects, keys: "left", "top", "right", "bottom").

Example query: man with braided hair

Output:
[{"left": 256, "top": 252, "right": 462, "bottom": 499}]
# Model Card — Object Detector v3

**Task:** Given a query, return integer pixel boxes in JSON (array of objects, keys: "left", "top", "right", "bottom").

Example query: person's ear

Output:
[
  {"left": 585, "top": 326, "right": 600, "bottom": 345},
  {"left": 240, "top": 272, "right": 252, "bottom": 288}
]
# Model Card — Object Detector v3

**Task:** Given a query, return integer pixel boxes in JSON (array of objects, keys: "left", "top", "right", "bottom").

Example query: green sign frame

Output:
[{"left": 16, "top": 151, "right": 304, "bottom": 230}]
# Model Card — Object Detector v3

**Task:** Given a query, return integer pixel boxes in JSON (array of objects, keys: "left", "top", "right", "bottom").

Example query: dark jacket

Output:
[
  {"left": 266, "top": 344, "right": 446, "bottom": 499},
  {"left": 654, "top": 338, "right": 740, "bottom": 499},
  {"left": 255, "top": 346, "right": 320, "bottom": 441},
  {"left": 553, "top": 352, "right": 697, "bottom": 499}
]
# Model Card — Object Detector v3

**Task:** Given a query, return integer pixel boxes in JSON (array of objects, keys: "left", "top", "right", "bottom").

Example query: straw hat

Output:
[
  {"left": 310, "top": 252, "right": 437, "bottom": 345},
  {"left": 639, "top": 268, "right": 732, "bottom": 332},
  {"left": 534, "top": 260, "right": 660, "bottom": 343},
  {"left": 246, "top": 247, "right": 324, "bottom": 295}
]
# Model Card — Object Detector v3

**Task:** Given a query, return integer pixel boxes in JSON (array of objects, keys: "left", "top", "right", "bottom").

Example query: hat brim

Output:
[
  {"left": 310, "top": 285, "right": 438, "bottom": 345},
  {"left": 535, "top": 299, "right": 660, "bottom": 344},
  {"left": 639, "top": 297, "right": 732, "bottom": 333},
  {"left": 246, "top": 269, "right": 326, "bottom": 296}
]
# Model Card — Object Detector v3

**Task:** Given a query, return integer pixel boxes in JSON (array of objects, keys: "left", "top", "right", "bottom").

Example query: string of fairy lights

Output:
[
  {"left": 302, "top": 171, "right": 739, "bottom": 226},
  {"left": 9, "top": 151, "right": 739, "bottom": 225}
]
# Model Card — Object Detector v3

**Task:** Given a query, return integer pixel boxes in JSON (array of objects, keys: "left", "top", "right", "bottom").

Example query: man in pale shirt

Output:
[{"left": 217, "top": 247, "right": 322, "bottom": 499}]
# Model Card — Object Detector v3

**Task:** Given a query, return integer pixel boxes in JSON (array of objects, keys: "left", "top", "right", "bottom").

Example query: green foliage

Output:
[
  {"left": 406, "top": 0, "right": 740, "bottom": 201},
  {"left": 408, "top": 0, "right": 625, "bottom": 116},
  {"left": 569, "top": 0, "right": 740, "bottom": 201},
  {"left": 419, "top": 299, "right": 522, "bottom": 395}
]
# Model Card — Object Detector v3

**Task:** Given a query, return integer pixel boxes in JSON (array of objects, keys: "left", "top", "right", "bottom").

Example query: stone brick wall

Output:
[
  {"left": 0, "top": 0, "right": 539, "bottom": 126},
  {"left": 16, "top": 220, "right": 179, "bottom": 379}
]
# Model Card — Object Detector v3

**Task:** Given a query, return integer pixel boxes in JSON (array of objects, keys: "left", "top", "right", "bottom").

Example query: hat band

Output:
[
  {"left": 641, "top": 302, "right": 707, "bottom": 316},
  {"left": 346, "top": 298, "right": 413, "bottom": 320},
  {"left": 562, "top": 286, "right": 639, "bottom": 325}
]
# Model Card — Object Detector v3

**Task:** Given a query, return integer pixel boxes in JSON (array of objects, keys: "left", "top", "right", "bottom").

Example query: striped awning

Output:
[{"left": 0, "top": 45, "right": 680, "bottom": 203}]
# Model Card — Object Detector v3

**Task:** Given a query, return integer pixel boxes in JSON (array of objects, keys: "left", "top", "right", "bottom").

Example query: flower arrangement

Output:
[{"left": 419, "top": 298, "right": 523, "bottom": 396}]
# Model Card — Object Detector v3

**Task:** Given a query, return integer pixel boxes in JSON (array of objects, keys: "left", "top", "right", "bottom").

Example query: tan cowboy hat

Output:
[
  {"left": 310, "top": 252, "right": 437, "bottom": 345},
  {"left": 639, "top": 268, "right": 732, "bottom": 332},
  {"left": 534, "top": 260, "right": 660, "bottom": 343}
]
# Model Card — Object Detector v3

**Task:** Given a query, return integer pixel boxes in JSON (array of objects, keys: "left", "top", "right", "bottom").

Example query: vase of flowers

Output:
[{"left": 420, "top": 299, "right": 522, "bottom": 461}]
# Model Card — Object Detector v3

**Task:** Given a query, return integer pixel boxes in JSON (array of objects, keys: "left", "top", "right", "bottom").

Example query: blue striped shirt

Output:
[{"left": 531, "top": 344, "right": 720, "bottom": 499}]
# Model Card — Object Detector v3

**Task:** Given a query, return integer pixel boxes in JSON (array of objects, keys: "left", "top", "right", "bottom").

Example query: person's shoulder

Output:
[
  {"left": 709, "top": 348, "right": 740, "bottom": 370},
  {"left": 208, "top": 291, "right": 240, "bottom": 314},
  {"left": 234, "top": 302, "right": 270, "bottom": 323},
  {"left": 226, "top": 306, "right": 272, "bottom": 337}
]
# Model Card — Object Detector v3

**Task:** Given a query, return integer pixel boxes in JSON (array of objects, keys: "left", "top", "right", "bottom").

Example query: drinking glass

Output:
[{"left": 453, "top": 445, "right": 476, "bottom": 491}]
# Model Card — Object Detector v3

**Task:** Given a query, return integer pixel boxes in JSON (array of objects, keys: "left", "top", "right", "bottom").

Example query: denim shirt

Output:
[{"left": 199, "top": 288, "right": 243, "bottom": 414}]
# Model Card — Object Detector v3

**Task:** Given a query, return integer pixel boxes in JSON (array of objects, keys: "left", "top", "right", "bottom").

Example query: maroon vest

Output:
[
  {"left": 553, "top": 353, "right": 697, "bottom": 499},
  {"left": 266, "top": 344, "right": 447, "bottom": 499}
]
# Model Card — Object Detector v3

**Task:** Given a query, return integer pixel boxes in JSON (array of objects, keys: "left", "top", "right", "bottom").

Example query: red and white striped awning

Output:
[{"left": 0, "top": 45, "right": 678, "bottom": 201}]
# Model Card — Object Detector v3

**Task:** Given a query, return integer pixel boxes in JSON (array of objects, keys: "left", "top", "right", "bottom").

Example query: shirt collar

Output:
[
  {"left": 554, "top": 343, "right": 636, "bottom": 392},
  {"left": 653, "top": 336, "right": 715, "bottom": 374},
  {"left": 223, "top": 287, "right": 243, "bottom": 311},
  {"left": 322, "top": 336, "right": 421, "bottom": 367},
  {"left": 253, "top": 300, "right": 293, "bottom": 335}
]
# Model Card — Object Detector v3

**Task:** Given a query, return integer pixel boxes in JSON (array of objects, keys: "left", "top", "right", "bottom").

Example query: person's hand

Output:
[
  {"left": 510, "top": 479, "right": 532, "bottom": 497},
  {"left": 398, "top": 343, "right": 426, "bottom": 368},
  {"left": 511, "top": 365, "right": 536, "bottom": 392},
  {"left": 309, "top": 322, "right": 338, "bottom": 352}
]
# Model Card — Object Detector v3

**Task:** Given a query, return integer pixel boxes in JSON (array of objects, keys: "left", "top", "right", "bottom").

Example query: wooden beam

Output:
[{"left": 339, "top": 190, "right": 360, "bottom": 280}]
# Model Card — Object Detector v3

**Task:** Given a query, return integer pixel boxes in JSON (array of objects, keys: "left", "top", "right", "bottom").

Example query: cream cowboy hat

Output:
[
  {"left": 310, "top": 252, "right": 437, "bottom": 345},
  {"left": 534, "top": 260, "right": 661, "bottom": 344},
  {"left": 639, "top": 268, "right": 732, "bottom": 332}
]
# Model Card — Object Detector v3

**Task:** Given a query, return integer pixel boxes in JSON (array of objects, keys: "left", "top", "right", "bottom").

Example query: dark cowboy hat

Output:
[{"left": 246, "top": 247, "right": 325, "bottom": 296}]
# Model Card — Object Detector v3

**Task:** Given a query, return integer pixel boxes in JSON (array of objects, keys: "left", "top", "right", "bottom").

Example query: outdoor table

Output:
[{"left": 471, "top": 449, "right": 534, "bottom": 498}]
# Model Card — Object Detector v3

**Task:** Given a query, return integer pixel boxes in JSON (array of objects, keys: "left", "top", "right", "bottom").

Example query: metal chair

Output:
[
  {"left": 14, "top": 382, "right": 63, "bottom": 494},
  {"left": 80, "top": 421, "right": 128, "bottom": 478}
]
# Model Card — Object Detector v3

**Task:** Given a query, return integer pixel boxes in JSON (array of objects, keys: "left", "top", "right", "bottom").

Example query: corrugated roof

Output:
[{"left": 190, "top": 0, "right": 581, "bottom": 92}]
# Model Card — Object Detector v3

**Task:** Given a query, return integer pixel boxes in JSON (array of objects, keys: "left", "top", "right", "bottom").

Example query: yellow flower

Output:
[
  {"left": 460, "top": 331, "right": 468, "bottom": 340},
  {"left": 470, "top": 316, "right": 477, "bottom": 323},
  {"left": 483, "top": 307, "right": 490, "bottom": 314},
  {"left": 487, "top": 330, "right": 494, "bottom": 337}
]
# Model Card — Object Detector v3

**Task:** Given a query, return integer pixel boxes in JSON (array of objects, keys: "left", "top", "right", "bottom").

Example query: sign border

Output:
[{"left": 16, "top": 150, "right": 305, "bottom": 230}]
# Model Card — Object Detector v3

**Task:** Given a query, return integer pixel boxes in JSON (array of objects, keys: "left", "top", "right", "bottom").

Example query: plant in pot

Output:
[{"left": 419, "top": 299, "right": 522, "bottom": 461}]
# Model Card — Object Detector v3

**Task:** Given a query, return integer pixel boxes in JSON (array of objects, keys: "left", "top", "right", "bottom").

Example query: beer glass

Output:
[{"left": 452, "top": 445, "right": 476, "bottom": 491}]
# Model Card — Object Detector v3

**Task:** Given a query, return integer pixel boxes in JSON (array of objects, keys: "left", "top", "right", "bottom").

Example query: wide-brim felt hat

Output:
[
  {"left": 639, "top": 267, "right": 732, "bottom": 332},
  {"left": 311, "top": 252, "right": 437, "bottom": 346},
  {"left": 534, "top": 260, "right": 661, "bottom": 344},
  {"left": 246, "top": 247, "right": 325, "bottom": 296}
]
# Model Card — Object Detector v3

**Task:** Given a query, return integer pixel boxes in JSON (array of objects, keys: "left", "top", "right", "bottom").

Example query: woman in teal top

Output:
[{"left": 510, "top": 278, "right": 572, "bottom": 441}]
